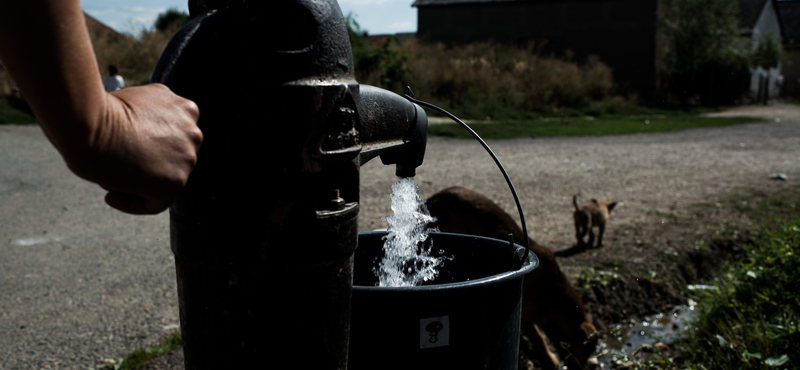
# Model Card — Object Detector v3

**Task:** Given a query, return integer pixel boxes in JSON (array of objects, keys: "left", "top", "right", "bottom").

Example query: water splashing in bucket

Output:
[{"left": 375, "top": 177, "right": 443, "bottom": 287}]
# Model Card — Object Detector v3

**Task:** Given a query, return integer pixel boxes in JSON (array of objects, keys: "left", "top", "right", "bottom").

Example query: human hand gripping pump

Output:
[{"left": 0, "top": 0, "right": 202, "bottom": 215}]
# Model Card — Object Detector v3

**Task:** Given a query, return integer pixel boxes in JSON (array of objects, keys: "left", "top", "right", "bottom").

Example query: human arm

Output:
[{"left": 0, "top": 0, "right": 202, "bottom": 214}]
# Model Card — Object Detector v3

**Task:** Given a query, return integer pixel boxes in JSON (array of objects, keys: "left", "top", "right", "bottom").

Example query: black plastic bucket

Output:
[{"left": 349, "top": 231, "right": 538, "bottom": 370}]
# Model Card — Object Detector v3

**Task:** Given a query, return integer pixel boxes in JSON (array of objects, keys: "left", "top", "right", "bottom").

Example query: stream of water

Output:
[{"left": 374, "top": 177, "right": 443, "bottom": 287}]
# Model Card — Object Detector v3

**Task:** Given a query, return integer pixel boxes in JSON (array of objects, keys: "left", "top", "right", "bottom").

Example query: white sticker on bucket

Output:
[{"left": 420, "top": 316, "right": 450, "bottom": 349}]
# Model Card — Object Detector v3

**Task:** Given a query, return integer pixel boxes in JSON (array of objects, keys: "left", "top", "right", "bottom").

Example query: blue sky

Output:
[{"left": 81, "top": 0, "right": 417, "bottom": 36}]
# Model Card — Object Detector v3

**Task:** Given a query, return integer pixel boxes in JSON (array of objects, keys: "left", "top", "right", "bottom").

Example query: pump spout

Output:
[{"left": 357, "top": 85, "right": 428, "bottom": 177}]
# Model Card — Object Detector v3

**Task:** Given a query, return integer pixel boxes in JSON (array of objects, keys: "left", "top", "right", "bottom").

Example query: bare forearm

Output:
[
  {"left": 0, "top": 0, "right": 105, "bottom": 157},
  {"left": 0, "top": 1, "right": 202, "bottom": 215}
]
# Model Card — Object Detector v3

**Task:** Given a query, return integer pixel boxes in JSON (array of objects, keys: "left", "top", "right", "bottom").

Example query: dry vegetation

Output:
[
  {"left": 88, "top": 25, "right": 180, "bottom": 87},
  {"left": 354, "top": 36, "right": 637, "bottom": 119},
  {"left": 404, "top": 40, "right": 620, "bottom": 115}
]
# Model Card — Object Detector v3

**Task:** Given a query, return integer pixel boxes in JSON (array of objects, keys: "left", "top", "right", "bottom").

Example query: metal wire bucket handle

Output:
[{"left": 402, "top": 87, "right": 531, "bottom": 265}]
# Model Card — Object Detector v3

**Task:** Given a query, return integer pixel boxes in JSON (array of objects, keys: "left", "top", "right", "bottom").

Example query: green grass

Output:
[
  {"left": 676, "top": 218, "right": 800, "bottom": 369},
  {"left": 428, "top": 114, "right": 761, "bottom": 139},
  {"left": 576, "top": 266, "right": 624, "bottom": 290},
  {"left": 0, "top": 98, "right": 36, "bottom": 124},
  {"left": 91, "top": 331, "right": 182, "bottom": 370}
]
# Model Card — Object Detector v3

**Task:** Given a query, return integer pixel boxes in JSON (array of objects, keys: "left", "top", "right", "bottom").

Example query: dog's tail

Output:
[{"left": 573, "top": 194, "right": 580, "bottom": 211}]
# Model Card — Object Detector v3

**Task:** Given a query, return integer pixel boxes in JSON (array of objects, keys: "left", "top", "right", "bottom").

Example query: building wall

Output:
[
  {"left": 776, "top": 0, "right": 800, "bottom": 97},
  {"left": 752, "top": 0, "right": 781, "bottom": 41},
  {"left": 747, "top": 0, "right": 783, "bottom": 100},
  {"left": 417, "top": 0, "right": 660, "bottom": 95}
]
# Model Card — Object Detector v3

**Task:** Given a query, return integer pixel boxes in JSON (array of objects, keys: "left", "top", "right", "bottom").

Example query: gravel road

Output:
[
  {"left": 363, "top": 104, "right": 800, "bottom": 251},
  {"left": 1, "top": 104, "right": 798, "bottom": 369}
]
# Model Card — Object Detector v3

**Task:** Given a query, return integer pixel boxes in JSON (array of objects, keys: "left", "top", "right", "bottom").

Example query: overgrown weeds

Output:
[
  {"left": 399, "top": 40, "right": 622, "bottom": 119},
  {"left": 675, "top": 218, "right": 800, "bottom": 369}
]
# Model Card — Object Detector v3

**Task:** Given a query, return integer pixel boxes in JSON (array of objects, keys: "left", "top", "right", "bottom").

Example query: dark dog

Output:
[
  {"left": 426, "top": 186, "right": 598, "bottom": 370},
  {"left": 573, "top": 195, "right": 617, "bottom": 249}
]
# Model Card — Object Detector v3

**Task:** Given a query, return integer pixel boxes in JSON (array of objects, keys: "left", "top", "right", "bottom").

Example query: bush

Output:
[
  {"left": 404, "top": 40, "right": 609, "bottom": 117},
  {"left": 346, "top": 16, "right": 628, "bottom": 119},
  {"left": 155, "top": 8, "right": 190, "bottom": 33},
  {"left": 90, "top": 8, "right": 190, "bottom": 87},
  {"left": 89, "top": 27, "right": 176, "bottom": 87},
  {"left": 347, "top": 14, "right": 411, "bottom": 94},
  {"left": 660, "top": 0, "right": 762, "bottom": 106}
]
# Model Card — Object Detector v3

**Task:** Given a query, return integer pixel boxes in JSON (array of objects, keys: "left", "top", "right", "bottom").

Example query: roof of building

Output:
[
  {"left": 776, "top": 0, "right": 800, "bottom": 47},
  {"left": 737, "top": 0, "right": 769, "bottom": 29},
  {"left": 83, "top": 11, "right": 123, "bottom": 38}
]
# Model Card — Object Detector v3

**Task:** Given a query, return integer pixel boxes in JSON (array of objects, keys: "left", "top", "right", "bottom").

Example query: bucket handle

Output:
[{"left": 402, "top": 87, "right": 530, "bottom": 265}]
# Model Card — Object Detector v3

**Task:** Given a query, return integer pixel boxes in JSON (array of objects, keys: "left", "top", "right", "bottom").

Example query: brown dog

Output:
[
  {"left": 425, "top": 186, "right": 598, "bottom": 370},
  {"left": 572, "top": 195, "right": 617, "bottom": 249}
]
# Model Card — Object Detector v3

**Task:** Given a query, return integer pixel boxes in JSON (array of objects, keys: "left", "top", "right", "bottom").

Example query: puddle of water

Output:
[{"left": 594, "top": 303, "right": 697, "bottom": 368}]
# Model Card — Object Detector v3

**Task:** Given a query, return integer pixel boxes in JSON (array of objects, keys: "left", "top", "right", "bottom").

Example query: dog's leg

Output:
[
  {"left": 597, "top": 223, "right": 605, "bottom": 247},
  {"left": 574, "top": 215, "right": 586, "bottom": 248},
  {"left": 521, "top": 320, "right": 561, "bottom": 370},
  {"left": 587, "top": 227, "right": 595, "bottom": 249}
]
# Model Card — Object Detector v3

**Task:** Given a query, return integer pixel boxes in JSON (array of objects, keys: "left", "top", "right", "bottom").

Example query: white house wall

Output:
[
  {"left": 753, "top": 0, "right": 782, "bottom": 41},
  {"left": 748, "top": 0, "right": 783, "bottom": 101}
]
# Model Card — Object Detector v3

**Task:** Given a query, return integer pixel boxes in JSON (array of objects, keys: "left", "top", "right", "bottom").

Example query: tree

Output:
[
  {"left": 345, "top": 13, "right": 410, "bottom": 93},
  {"left": 752, "top": 33, "right": 783, "bottom": 69},
  {"left": 154, "top": 8, "right": 190, "bottom": 33},
  {"left": 660, "top": 0, "right": 751, "bottom": 105}
]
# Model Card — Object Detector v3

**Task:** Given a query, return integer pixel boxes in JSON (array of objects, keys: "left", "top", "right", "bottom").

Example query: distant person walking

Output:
[{"left": 103, "top": 65, "right": 124, "bottom": 92}]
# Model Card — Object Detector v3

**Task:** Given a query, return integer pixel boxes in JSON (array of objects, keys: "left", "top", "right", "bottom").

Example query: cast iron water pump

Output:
[{"left": 152, "top": 1, "right": 427, "bottom": 368}]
